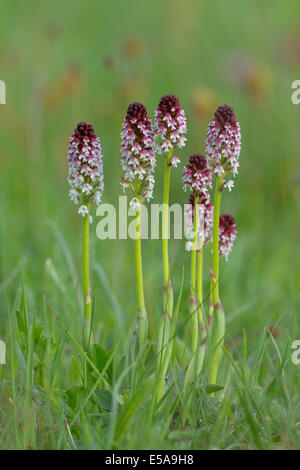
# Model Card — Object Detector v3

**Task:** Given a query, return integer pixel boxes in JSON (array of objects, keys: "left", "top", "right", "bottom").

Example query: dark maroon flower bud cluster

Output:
[
  {"left": 214, "top": 104, "right": 237, "bottom": 128},
  {"left": 126, "top": 102, "right": 148, "bottom": 123}
]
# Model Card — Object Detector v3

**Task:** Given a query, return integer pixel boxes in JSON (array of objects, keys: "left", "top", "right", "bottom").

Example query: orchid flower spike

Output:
[
  {"left": 219, "top": 213, "right": 237, "bottom": 260},
  {"left": 206, "top": 104, "right": 241, "bottom": 190},
  {"left": 121, "top": 102, "right": 156, "bottom": 209},
  {"left": 155, "top": 94, "right": 187, "bottom": 167},
  {"left": 68, "top": 122, "right": 104, "bottom": 221},
  {"left": 182, "top": 154, "right": 212, "bottom": 199}
]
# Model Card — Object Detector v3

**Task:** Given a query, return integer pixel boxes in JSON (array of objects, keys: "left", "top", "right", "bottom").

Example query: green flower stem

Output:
[
  {"left": 134, "top": 204, "right": 147, "bottom": 347},
  {"left": 196, "top": 247, "right": 203, "bottom": 326},
  {"left": 82, "top": 213, "right": 91, "bottom": 350},
  {"left": 182, "top": 225, "right": 205, "bottom": 415},
  {"left": 211, "top": 176, "right": 223, "bottom": 306},
  {"left": 209, "top": 303, "right": 225, "bottom": 385},
  {"left": 190, "top": 195, "right": 199, "bottom": 354},
  {"left": 209, "top": 176, "right": 225, "bottom": 384},
  {"left": 156, "top": 150, "right": 173, "bottom": 407},
  {"left": 162, "top": 150, "right": 173, "bottom": 316}
]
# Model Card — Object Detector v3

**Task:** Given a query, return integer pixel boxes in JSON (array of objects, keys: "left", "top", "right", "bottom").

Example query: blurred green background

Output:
[{"left": 0, "top": 0, "right": 299, "bottom": 348}]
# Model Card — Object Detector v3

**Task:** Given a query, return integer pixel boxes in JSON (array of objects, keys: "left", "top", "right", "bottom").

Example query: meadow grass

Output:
[{"left": 0, "top": 0, "right": 300, "bottom": 450}]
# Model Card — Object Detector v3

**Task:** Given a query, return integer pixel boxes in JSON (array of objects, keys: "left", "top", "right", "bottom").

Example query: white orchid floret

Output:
[
  {"left": 78, "top": 205, "right": 89, "bottom": 217},
  {"left": 171, "top": 156, "right": 180, "bottom": 167},
  {"left": 129, "top": 197, "right": 141, "bottom": 210}
]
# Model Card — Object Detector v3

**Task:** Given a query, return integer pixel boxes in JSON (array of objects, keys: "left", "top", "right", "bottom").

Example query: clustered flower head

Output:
[
  {"left": 155, "top": 94, "right": 187, "bottom": 166},
  {"left": 185, "top": 193, "right": 214, "bottom": 251},
  {"left": 219, "top": 213, "right": 237, "bottom": 260},
  {"left": 182, "top": 154, "right": 212, "bottom": 198},
  {"left": 68, "top": 122, "right": 104, "bottom": 220},
  {"left": 121, "top": 102, "right": 156, "bottom": 209},
  {"left": 206, "top": 104, "right": 241, "bottom": 190}
]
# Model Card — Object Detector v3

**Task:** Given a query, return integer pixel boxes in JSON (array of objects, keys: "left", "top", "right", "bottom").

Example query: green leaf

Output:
[
  {"left": 95, "top": 389, "right": 112, "bottom": 411},
  {"left": 15, "top": 309, "right": 26, "bottom": 334},
  {"left": 35, "top": 332, "right": 48, "bottom": 360},
  {"left": 205, "top": 384, "right": 224, "bottom": 394},
  {"left": 66, "top": 386, "right": 86, "bottom": 411},
  {"left": 93, "top": 344, "right": 108, "bottom": 371},
  {"left": 92, "top": 344, "right": 113, "bottom": 382}
]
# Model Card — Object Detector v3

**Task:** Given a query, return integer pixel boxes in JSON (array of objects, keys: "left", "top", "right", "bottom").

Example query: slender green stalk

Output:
[
  {"left": 209, "top": 176, "right": 225, "bottom": 384},
  {"left": 183, "top": 200, "right": 204, "bottom": 418},
  {"left": 209, "top": 303, "right": 225, "bottom": 385},
  {"left": 211, "top": 177, "right": 223, "bottom": 306},
  {"left": 207, "top": 176, "right": 223, "bottom": 321},
  {"left": 196, "top": 248, "right": 203, "bottom": 326},
  {"left": 134, "top": 204, "right": 147, "bottom": 347},
  {"left": 24, "top": 318, "right": 35, "bottom": 448},
  {"left": 82, "top": 213, "right": 91, "bottom": 350},
  {"left": 190, "top": 196, "right": 199, "bottom": 354},
  {"left": 162, "top": 150, "right": 173, "bottom": 316},
  {"left": 156, "top": 150, "right": 173, "bottom": 406},
  {"left": 8, "top": 312, "right": 20, "bottom": 447}
]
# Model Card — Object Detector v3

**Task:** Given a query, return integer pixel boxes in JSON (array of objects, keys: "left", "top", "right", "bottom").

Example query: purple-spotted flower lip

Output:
[
  {"left": 182, "top": 154, "right": 212, "bottom": 199},
  {"left": 154, "top": 94, "right": 187, "bottom": 166},
  {"left": 219, "top": 213, "right": 237, "bottom": 260},
  {"left": 120, "top": 102, "right": 156, "bottom": 207},
  {"left": 68, "top": 121, "right": 104, "bottom": 221},
  {"left": 206, "top": 104, "right": 241, "bottom": 189}
]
